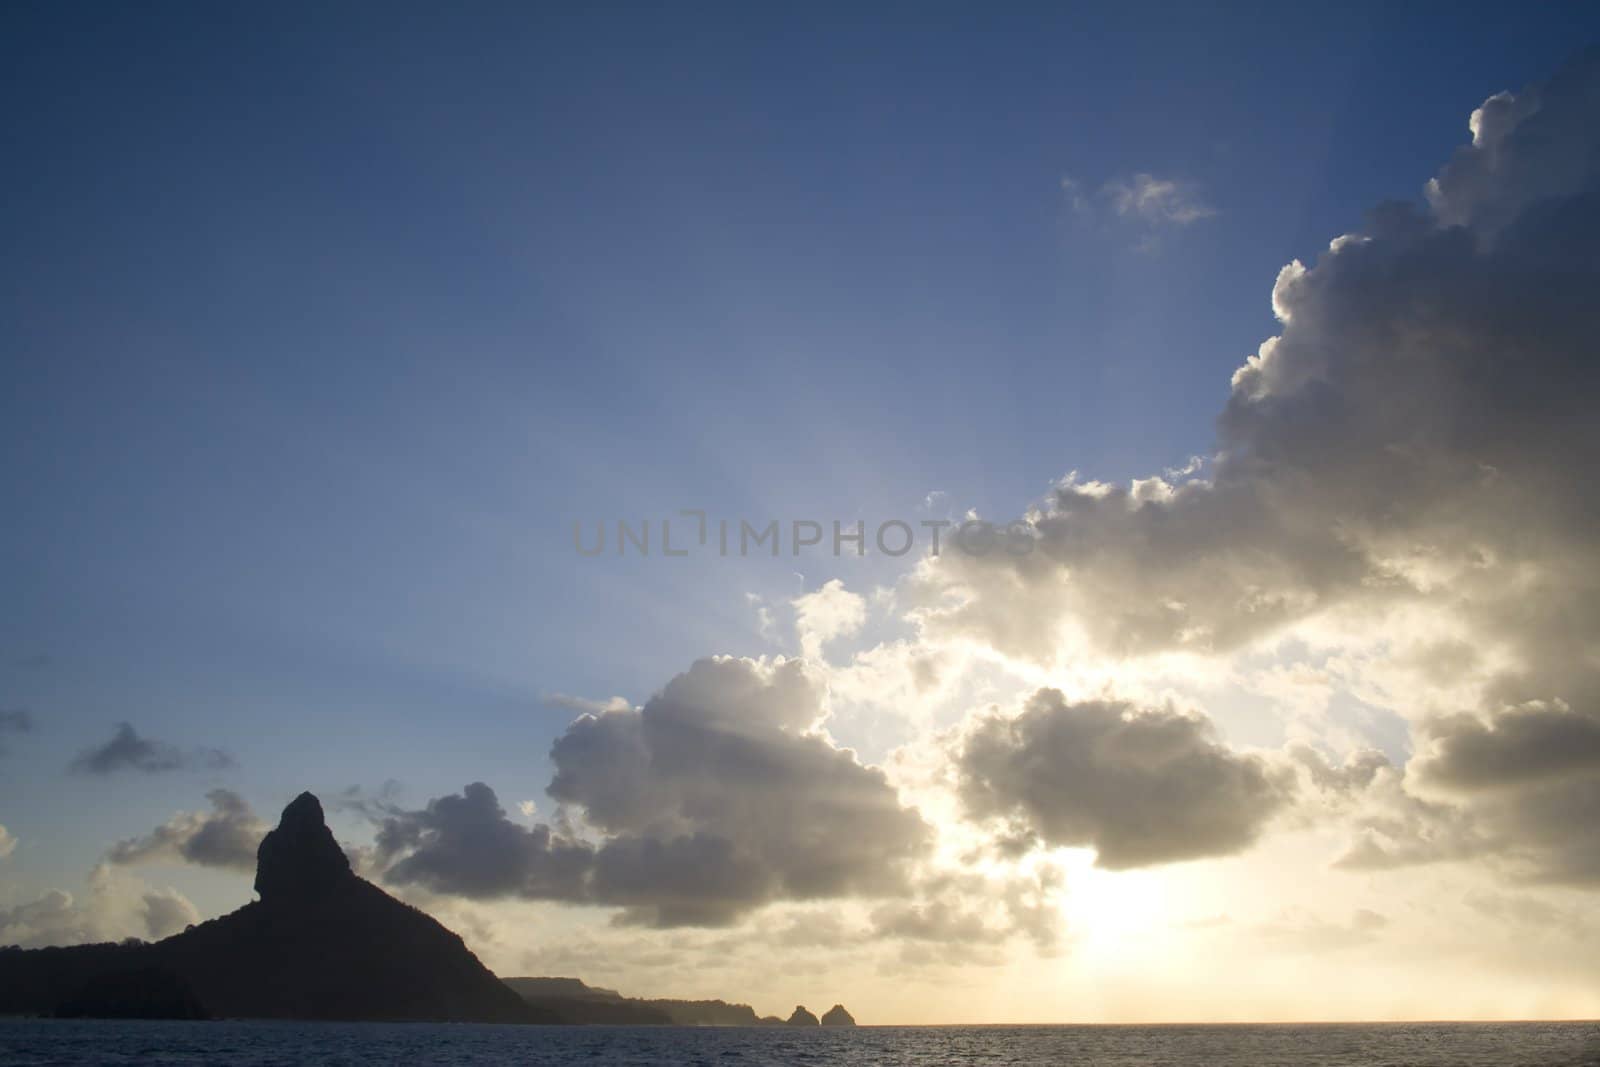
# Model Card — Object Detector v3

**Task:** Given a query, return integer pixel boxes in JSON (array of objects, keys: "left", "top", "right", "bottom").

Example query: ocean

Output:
[{"left": 3, "top": 1019, "right": 1599, "bottom": 1066}]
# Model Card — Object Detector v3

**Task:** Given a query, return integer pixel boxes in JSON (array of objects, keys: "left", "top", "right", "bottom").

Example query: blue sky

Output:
[{"left": 5, "top": 4, "right": 1600, "bottom": 936}]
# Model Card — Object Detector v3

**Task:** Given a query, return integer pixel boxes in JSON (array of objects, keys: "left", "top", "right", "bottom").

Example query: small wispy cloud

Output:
[
  {"left": 543, "top": 693, "right": 633, "bottom": 716},
  {"left": 1103, "top": 173, "right": 1216, "bottom": 225},
  {"left": 69, "top": 722, "right": 236, "bottom": 776},
  {"left": 746, "top": 592, "right": 778, "bottom": 642},
  {"left": 1059, "top": 177, "right": 1092, "bottom": 217},
  {"left": 1061, "top": 172, "right": 1217, "bottom": 249}
]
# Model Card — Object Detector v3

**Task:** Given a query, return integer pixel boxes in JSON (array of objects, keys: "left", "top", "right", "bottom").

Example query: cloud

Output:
[
  {"left": 376, "top": 657, "right": 931, "bottom": 926},
  {"left": 1288, "top": 743, "right": 1391, "bottom": 795},
  {"left": 0, "top": 864, "right": 199, "bottom": 948},
  {"left": 1059, "top": 176, "right": 1086, "bottom": 207},
  {"left": 1285, "top": 744, "right": 1484, "bottom": 871},
  {"left": 1103, "top": 173, "right": 1216, "bottom": 225},
  {"left": 1294, "top": 749, "right": 1487, "bottom": 873},
  {"left": 69, "top": 722, "right": 236, "bottom": 776},
  {"left": 1061, "top": 173, "right": 1216, "bottom": 247},
  {"left": 0, "top": 709, "right": 32, "bottom": 755},
  {"left": 0, "top": 890, "right": 83, "bottom": 948},
  {"left": 955, "top": 690, "right": 1292, "bottom": 868},
  {"left": 543, "top": 693, "right": 633, "bottom": 715},
  {"left": 140, "top": 887, "right": 200, "bottom": 939},
  {"left": 323, "top": 780, "right": 407, "bottom": 824},
  {"left": 869, "top": 865, "right": 1064, "bottom": 959},
  {"left": 869, "top": 897, "right": 1007, "bottom": 966},
  {"left": 105, "top": 789, "right": 267, "bottom": 870},
  {"left": 1414, "top": 702, "right": 1600, "bottom": 793},
  {"left": 374, "top": 782, "right": 594, "bottom": 901},
  {"left": 929, "top": 54, "right": 1600, "bottom": 660},
  {"left": 550, "top": 657, "right": 930, "bottom": 923},
  {"left": 909, "top": 54, "right": 1600, "bottom": 885},
  {"left": 793, "top": 579, "right": 868, "bottom": 659}
]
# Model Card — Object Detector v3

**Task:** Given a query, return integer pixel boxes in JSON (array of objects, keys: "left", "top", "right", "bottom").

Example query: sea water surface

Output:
[{"left": 3, "top": 1019, "right": 1598, "bottom": 1066}]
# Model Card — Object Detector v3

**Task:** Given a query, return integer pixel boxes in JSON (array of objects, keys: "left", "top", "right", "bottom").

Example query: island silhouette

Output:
[{"left": 0, "top": 792, "right": 855, "bottom": 1026}]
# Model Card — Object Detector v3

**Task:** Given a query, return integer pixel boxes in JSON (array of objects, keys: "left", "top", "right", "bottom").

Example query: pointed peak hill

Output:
[{"left": 254, "top": 792, "right": 352, "bottom": 900}]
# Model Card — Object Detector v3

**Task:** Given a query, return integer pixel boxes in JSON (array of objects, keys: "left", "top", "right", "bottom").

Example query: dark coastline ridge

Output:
[
  {"left": 0, "top": 791, "right": 855, "bottom": 1027},
  {"left": 502, "top": 977, "right": 856, "bottom": 1027}
]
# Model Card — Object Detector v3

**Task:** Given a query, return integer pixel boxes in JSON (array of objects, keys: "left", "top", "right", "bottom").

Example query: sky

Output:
[{"left": 4, "top": 3, "right": 1600, "bottom": 1024}]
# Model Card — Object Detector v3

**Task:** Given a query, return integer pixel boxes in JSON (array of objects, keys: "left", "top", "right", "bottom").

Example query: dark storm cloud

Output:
[
  {"left": 69, "top": 722, "right": 235, "bottom": 776},
  {"left": 106, "top": 789, "right": 266, "bottom": 870},
  {"left": 956, "top": 690, "right": 1293, "bottom": 869},
  {"left": 376, "top": 657, "right": 931, "bottom": 926}
]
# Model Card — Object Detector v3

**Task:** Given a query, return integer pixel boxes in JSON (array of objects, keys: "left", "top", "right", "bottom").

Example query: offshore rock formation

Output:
[
  {"left": 820, "top": 1003, "right": 856, "bottom": 1026},
  {"left": 0, "top": 792, "right": 532, "bottom": 1022},
  {"left": 787, "top": 1004, "right": 821, "bottom": 1026}
]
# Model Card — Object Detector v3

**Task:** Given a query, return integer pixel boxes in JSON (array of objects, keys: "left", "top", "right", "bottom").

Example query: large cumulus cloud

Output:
[
  {"left": 375, "top": 657, "right": 931, "bottom": 925},
  {"left": 957, "top": 690, "right": 1292, "bottom": 868},
  {"left": 909, "top": 53, "right": 1600, "bottom": 886}
]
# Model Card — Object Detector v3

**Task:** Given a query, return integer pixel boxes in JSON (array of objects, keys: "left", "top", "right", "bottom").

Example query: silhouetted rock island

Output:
[
  {"left": 0, "top": 792, "right": 530, "bottom": 1021},
  {"left": 787, "top": 1004, "right": 821, "bottom": 1026},
  {"left": 821, "top": 1003, "right": 857, "bottom": 1026}
]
